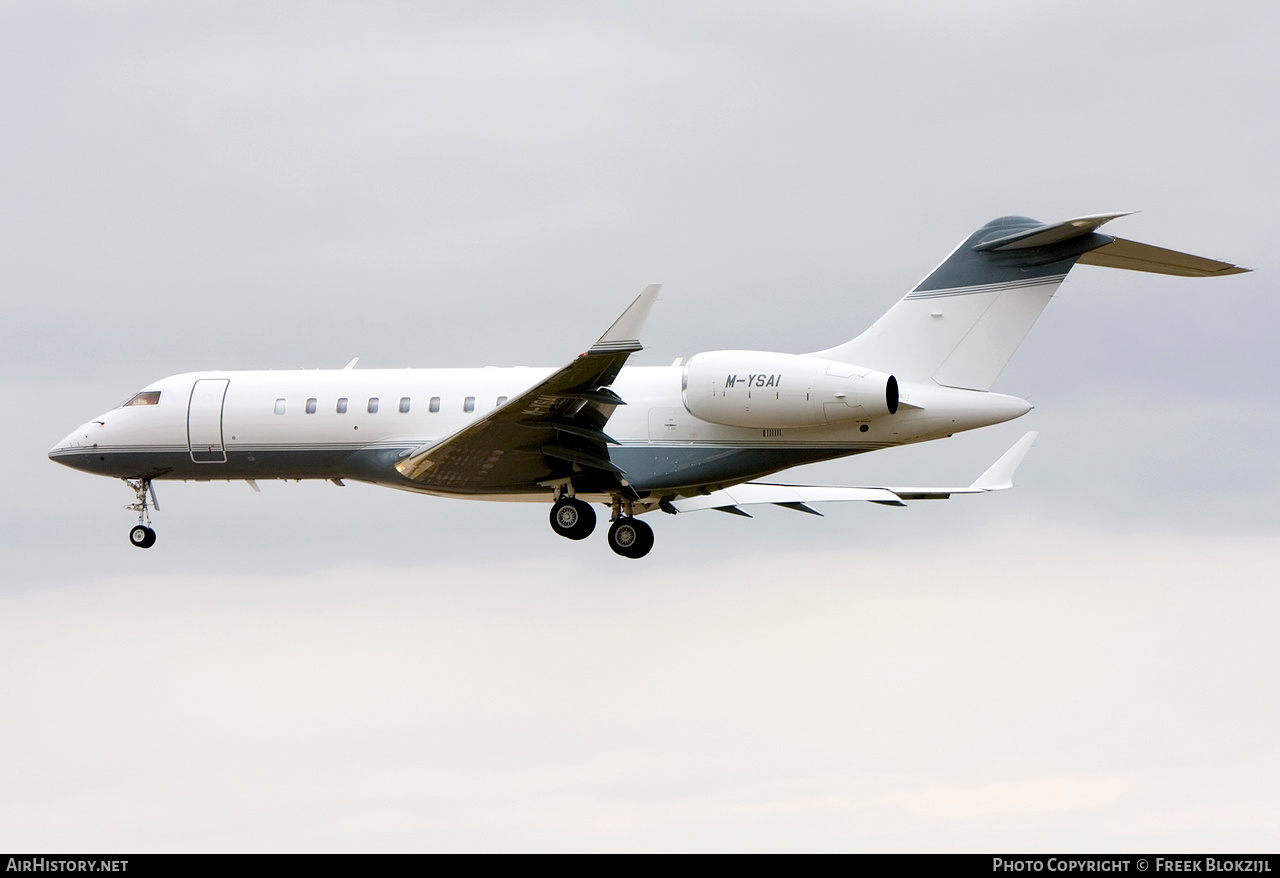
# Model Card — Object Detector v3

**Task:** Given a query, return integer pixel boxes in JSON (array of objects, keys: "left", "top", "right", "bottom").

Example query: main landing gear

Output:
[
  {"left": 124, "top": 478, "right": 158, "bottom": 549},
  {"left": 549, "top": 497, "right": 596, "bottom": 540},
  {"left": 607, "top": 516, "right": 653, "bottom": 559},
  {"left": 548, "top": 492, "right": 655, "bottom": 558}
]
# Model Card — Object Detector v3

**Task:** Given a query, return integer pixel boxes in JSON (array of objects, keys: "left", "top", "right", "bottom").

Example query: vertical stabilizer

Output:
[
  {"left": 811, "top": 215, "right": 1122, "bottom": 390},
  {"left": 810, "top": 213, "right": 1247, "bottom": 392}
]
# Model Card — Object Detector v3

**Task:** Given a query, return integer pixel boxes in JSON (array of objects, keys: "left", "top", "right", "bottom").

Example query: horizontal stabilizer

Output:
[{"left": 1077, "top": 237, "right": 1249, "bottom": 277}]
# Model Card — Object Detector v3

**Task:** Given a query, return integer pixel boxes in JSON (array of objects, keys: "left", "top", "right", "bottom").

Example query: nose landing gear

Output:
[
  {"left": 129, "top": 524, "right": 156, "bottom": 548},
  {"left": 124, "top": 478, "right": 158, "bottom": 549}
]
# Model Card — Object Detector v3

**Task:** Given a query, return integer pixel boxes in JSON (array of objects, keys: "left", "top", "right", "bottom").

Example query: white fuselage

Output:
[{"left": 50, "top": 364, "right": 1032, "bottom": 501}]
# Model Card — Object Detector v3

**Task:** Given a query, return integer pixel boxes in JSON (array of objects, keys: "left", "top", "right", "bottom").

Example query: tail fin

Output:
[{"left": 811, "top": 213, "right": 1248, "bottom": 391}]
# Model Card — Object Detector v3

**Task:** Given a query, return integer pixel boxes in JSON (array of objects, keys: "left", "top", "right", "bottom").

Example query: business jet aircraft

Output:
[{"left": 49, "top": 213, "right": 1246, "bottom": 558}]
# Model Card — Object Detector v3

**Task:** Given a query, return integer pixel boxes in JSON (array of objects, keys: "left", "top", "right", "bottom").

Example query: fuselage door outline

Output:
[{"left": 188, "top": 378, "right": 230, "bottom": 464}]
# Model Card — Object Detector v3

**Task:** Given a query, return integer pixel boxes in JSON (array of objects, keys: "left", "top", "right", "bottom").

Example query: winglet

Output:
[
  {"left": 969, "top": 431, "right": 1038, "bottom": 491},
  {"left": 588, "top": 284, "right": 661, "bottom": 354}
]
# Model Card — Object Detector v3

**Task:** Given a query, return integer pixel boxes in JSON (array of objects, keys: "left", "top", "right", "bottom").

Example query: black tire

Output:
[
  {"left": 607, "top": 517, "right": 654, "bottom": 559},
  {"left": 130, "top": 525, "right": 156, "bottom": 549},
  {"left": 549, "top": 497, "right": 596, "bottom": 540}
]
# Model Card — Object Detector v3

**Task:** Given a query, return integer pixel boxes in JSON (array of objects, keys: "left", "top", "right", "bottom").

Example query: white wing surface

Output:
[{"left": 670, "top": 431, "right": 1038, "bottom": 516}]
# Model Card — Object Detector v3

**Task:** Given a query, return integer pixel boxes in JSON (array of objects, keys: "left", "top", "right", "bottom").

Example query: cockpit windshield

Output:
[{"left": 121, "top": 390, "right": 161, "bottom": 407}]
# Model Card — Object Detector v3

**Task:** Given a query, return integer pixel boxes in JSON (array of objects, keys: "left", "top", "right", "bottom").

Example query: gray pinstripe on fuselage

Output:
[{"left": 48, "top": 365, "right": 894, "bottom": 498}]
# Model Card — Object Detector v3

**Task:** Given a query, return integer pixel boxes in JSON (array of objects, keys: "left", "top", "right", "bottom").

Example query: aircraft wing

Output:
[
  {"left": 669, "top": 431, "right": 1038, "bottom": 516},
  {"left": 395, "top": 285, "right": 660, "bottom": 495}
]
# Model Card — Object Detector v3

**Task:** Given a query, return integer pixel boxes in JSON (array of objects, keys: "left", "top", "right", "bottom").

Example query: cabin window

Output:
[
  {"left": 368, "top": 397, "right": 379, "bottom": 414},
  {"left": 463, "top": 396, "right": 475, "bottom": 413},
  {"left": 122, "top": 391, "right": 161, "bottom": 407},
  {"left": 399, "top": 397, "right": 411, "bottom": 413},
  {"left": 274, "top": 398, "right": 286, "bottom": 415},
  {"left": 495, "top": 396, "right": 508, "bottom": 407},
  {"left": 429, "top": 397, "right": 441, "bottom": 413},
  {"left": 305, "top": 398, "right": 317, "bottom": 414},
  {"left": 336, "top": 398, "right": 348, "bottom": 414}
]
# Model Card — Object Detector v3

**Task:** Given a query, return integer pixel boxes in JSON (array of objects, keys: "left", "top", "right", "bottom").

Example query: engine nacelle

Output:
[{"left": 681, "top": 351, "right": 898, "bottom": 429}]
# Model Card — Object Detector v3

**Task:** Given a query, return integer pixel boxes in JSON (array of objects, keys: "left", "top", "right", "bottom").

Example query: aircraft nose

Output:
[
  {"left": 48, "top": 421, "right": 104, "bottom": 468},
  {"left": 49, "top": 437, "right": 75, "bottom": 467},
  {"left": 49, "top": 432, "right": 77, "bottom": 457}
]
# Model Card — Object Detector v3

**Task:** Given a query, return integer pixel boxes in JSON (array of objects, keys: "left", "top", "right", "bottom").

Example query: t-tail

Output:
[{"left": 810, "top": 213, "right": 1249, "bottom": 391}]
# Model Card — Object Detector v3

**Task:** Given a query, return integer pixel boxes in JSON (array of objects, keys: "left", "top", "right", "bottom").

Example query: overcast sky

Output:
[{"left": 2, "top": 0, "right": 1278, "bottom": 852}]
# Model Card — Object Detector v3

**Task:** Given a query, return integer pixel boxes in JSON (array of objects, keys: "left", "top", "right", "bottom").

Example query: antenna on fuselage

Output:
[{"left": 343, "top": 357, "right": 359, "bottom": 370}]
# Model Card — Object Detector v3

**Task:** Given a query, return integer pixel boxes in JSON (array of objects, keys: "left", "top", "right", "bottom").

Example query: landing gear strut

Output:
[
  {"left": 124, "top": 478, "right": 158, "bottom": 549},
  {"left": 549, "top": 496, "right": 596, "bottom": 540}
]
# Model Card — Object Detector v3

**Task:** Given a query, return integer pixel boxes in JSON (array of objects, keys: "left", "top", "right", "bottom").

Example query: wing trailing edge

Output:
[{"left": 669, "top": 431, "right": 1038, "bottom": 515}]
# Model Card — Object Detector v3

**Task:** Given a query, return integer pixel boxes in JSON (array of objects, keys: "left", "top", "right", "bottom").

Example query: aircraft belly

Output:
[{"left": 608, "top": 444, "right": 878, "bottom": 492}]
